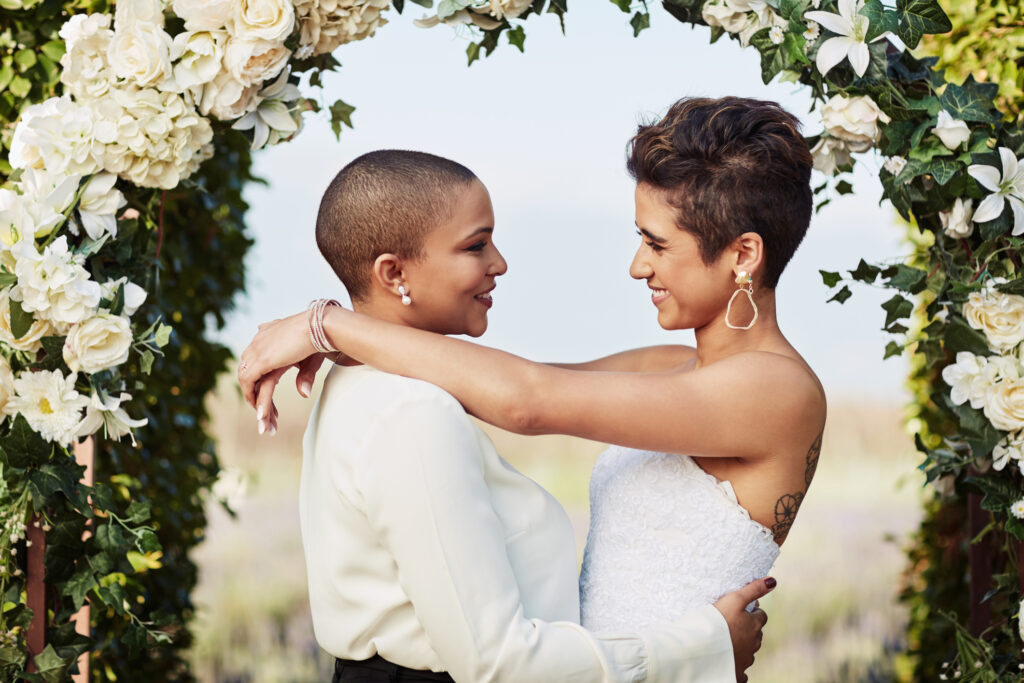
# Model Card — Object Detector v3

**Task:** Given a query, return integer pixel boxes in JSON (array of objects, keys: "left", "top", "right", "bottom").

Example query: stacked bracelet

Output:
[{"left": 307, "top": 299, "right": 341, "bottom": 353}]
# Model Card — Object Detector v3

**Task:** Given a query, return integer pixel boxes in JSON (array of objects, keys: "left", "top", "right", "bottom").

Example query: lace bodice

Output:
[{"left": 579, "top": 446, "right": 780, "bottom": 632}]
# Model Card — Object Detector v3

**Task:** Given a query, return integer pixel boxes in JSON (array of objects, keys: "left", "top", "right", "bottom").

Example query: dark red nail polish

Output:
[{"left": 765, "top": 577, "right": 777, "bottom": 589}]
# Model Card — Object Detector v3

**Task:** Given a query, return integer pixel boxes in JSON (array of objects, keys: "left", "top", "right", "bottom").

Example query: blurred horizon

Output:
[{"left": 216, "top": 2, "right": 915, "bottom": 403}]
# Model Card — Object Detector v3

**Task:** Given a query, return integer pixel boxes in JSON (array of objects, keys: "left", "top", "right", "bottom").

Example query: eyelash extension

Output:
[
  {"left": 636, "top": 230, "right": 662, "bottom": 252},
  {"left": 465, "top": 241, "right": 487, "bottom": 252}
]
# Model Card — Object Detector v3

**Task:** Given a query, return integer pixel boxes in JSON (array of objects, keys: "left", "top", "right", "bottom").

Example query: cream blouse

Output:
[{"left": 299, "top": 364, "right": 734, "bottom": 682}]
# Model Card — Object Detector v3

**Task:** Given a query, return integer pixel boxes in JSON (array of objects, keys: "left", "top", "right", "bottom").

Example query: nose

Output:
[
  {"left": 629, "top": 245, "right": 651, "bottom": 281},
  {"left": 490, "top": 245, "right": 508, "bottom": 277}
]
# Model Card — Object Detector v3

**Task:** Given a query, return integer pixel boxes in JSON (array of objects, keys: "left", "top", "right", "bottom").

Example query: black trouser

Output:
[{"left": 333, "top": 655, "right": 455, "bottom": 683}]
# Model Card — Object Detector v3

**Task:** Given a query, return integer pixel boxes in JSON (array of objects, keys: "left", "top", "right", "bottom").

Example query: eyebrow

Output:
[
  {"left": 463, "top": 227, "right": 494, "bottom": 239},
  {"left": 635, "top": 223, "right": 668, "bottom": 244}
]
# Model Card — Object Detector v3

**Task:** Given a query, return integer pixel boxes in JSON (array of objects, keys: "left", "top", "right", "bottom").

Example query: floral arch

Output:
[{"left": 0, "top": 0, "right": 1021, "bottom": 679}]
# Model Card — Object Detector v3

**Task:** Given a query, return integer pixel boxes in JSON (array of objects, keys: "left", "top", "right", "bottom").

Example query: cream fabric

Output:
[{"left": 300, "top": 364, "right": 734, "bottom": 682}]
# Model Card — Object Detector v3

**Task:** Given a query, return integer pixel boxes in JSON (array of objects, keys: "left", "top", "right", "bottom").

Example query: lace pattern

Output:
[{"left": 579, "top": 446, "right": 780, "bottom": 632}]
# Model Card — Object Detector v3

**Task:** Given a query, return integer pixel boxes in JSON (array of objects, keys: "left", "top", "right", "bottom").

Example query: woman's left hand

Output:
[{"left": 237, "top": 310, "right": 326, "bottom": 433}]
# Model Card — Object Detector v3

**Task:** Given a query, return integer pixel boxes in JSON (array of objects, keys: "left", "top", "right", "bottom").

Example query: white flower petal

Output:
[
  {"left": 969, "top": 164, "right": 1003, "bottom": 192},
  {"left": 1000, "top": 146, "right": 1019, "bottom": 180},
  {"left": 250, "top": 120, "right": 270, "bottom": 150},
  {"left": 849, "top": 41, "right": 870, "bottom": 76},
  {"left": 973, "top": 193, "right": 1006, "bottom": 223},
  {"left": 259, "top": 101, "right": 297, "bottom": 133},
  {"left": 815, "top": 36, "right": 855, "bottom": 76},
  {"left": 804, "top": 10, "right": 851, "bottom": 36},
  {"left": 1009, "top": 196, "right": 1024, "bottom": 236}
]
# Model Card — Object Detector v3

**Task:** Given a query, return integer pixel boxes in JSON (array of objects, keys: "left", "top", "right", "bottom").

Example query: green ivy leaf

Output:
[
  {"left": 328, "top": 99, "right": 356, "bottom": 140},
  {"left": 137, "top": 529, "right": 161, "bottom": 554},
  {"left": 154, "top": 323, "right": 172, "bottom": 347},
  {"left": 881, "top": 293, "right": 913, "bottom": 327},
  {"left": 886, "top": 264, "right": 928, "bottom": 293},
  {"left": 883, "top": 341, "right": 904, "bottom": 359},
  {"left": 120, "top": 625, "right": 148, "bottom": 656},
  {"left": 895, "top": 0, "right": 952, "bottom": 48},
  {"left": 939, "top": 76, "right": 1000, "bottom": 124},
  {"left": 827, "top": 285, "right": 852, "bottom": 304},
  {"left": 0, "top": 414, "right": 53, "bottom": 469},
  {"left": 507, "top": 25, "right": 526, "bottom": 51},
  {"left": 924, "top": 157, "right": 960, "bottom": 185},
  {"left": 31, "top": 644, "right": 70, "bottom": 683},
  {"left": 140, "top": 349, "right": 155, "bottom": 375},
  {"left": 630, "top": 11, "right": 650, "bottom": 37},
  {"left": 63, "top": 567, "right": 98, "bottom": 610},
  {"left": 860, "top": 0, "right": 899, "bottom": 42},
  {"left": 849, "top": 258, "right": 881, "bottom": 284},
  {"left": 944, "top": 315, "right": 990, "bottom": 356},
  {"left": 124, "top": 500, "right": 151, "bottom": 525},
  {"left": 908, "top": 141, "right": 953, "bottom": 163},
  {"left": 609, "top": 0, "right": 630, "bottom": 10},
  {"left": 27, "top": 462, "right": 78, "bottom": 509},
  {"left": 819, "top": 270, "right": 842, "bottom": 288}
]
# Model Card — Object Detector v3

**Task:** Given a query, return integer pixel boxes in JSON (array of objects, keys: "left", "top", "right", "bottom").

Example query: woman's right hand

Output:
[{"left": 714, "top": 577, "right": 774, "bottom": 682}]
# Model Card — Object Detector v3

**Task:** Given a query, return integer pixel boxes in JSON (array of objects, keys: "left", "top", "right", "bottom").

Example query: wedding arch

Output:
[{"left": 0, "top": 0, "right": 1021, "bottom": 679}]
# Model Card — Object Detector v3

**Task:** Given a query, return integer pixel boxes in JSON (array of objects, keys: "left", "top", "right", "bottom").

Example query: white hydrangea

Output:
[
  {"left": 294, "top": 0, "right": 390, "bottom": 56},
  {"left": 994, "top": 431, "right": 1024, "bottom": 474},
  {"left": 942, "top": 351, "right": 996, "bottom": 410},
  {"left": 8, "top": 96, "right": 100, "bottom": 175},
  {"left": 6, "top": 369, "right": 89, "bottom": 446},
  {"left": 11, "top": 237, "right": 101, "bottom": 326},
  {"left": 59, "top": 14, "right": 116, "bottom": 102},
  {"left": 89, "top": 85, "right": 214, "bottom": 189},
  {"left": 76, "top": 390, "right": 148, "bottom": 445},
  {"left": 883, "top": 155, "right": 907, "bottom": 176}
]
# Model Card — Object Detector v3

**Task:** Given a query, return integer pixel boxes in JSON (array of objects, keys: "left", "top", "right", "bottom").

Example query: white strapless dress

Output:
[{"left": 579, "top": 446, "right": 781, "bottom": 632}]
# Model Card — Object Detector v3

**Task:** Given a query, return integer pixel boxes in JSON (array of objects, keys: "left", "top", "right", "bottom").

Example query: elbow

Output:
[{"left": 503, "top": 366, "right": 548, "bottom": 435}]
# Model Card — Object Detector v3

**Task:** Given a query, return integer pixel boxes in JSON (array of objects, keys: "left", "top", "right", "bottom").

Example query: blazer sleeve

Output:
[{"left": 349, "top": 392, "right": 735, "bottom": 683}]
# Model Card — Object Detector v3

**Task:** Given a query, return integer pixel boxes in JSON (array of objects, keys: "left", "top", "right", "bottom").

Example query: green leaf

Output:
[
  {"left": 0, "top": 414, "right": 54, "bottom": 468},
  {"left": 154, "top": 323, "right": 172, "bottom": 347},
  {"left": 27, "top": 463, "right": 78, "bottom": 508},
  {"left": 894, "top": 0, "right": 951, "bottom": 48},
  {"left": 881, "top": 293, "right": 913, "bottom": 327},
  {"left": 883, "top": 341, "right": 904, "bottom": 359},
  {"left": 9, "top": 75, "right": 30, "bottom": 98},
  {"left": 827, "top": 285, "right": 852, "bottom": 304},
  {"left": 137, "top": 529, "right": 161, "bottom": 554},
  {"left": 120, "top": 625, "right": 148, "bottom": 656},
  {"left": 908, "top": 141, "right": 953, "bottom": 163},
  {"left": 9, "top": 296, "right": 34, "bottom": 340},
  {"left": 849, "top": 258, "right": 881, "bottom": 284},
  {"left": 819, "top": 270, "right": 842, "bottom": 288},
  {"left": 31, "top": 644, "right": 70, "bottom": 683},
  {"left": 0, "top": 646, "right": 26, "bottom": 668},
  {"left": 609, "top": 0, "right": 631, "bottom": 10},
  {"left": 886, "top": 264, "right": 928, "bottom": 293},
  {"left": 95, "top": 522, "right": 128, "bottom": 553},
  {"left": 466, "top": 41, "right": 481, "bottom": 65},
  {"left": 14, "top": 49, "right": 36, "bottom": 71},
  {"left": 124, "top": 500, "right": 151, "bottom": 525},
  {"left": 63, "top": 568, "right": 98, "bottom": 609},
  {"left": 939, "top": 76, "right": 1000, "bottom": 124},
  {"left": 860, "top": 0, "right": 899, "bottom": 42},
  {"left": 0, "top": 271, "right": 15, "bottom": 288},
  {"left": 328, "top": 99, "right": 356, "bottom": 139},
  {"left": 835, "top": 180, "right": 854, "bottom": 195},
  {"left": 507, "top": 25, "right": 526, "bottom": 51},
  {"left": 140, "top": 349, "right": 155, "bottom": 375},
  {"left": 0, "top": 62, "right": 14, "bottom": 93},
  {"left": 39, "top": 39, "right": 65, "bottom": 62},
  {"left": 944, "top": 316, "right": 990, "bottom": 356},
  {"left": 924, "top": 157, "right": 960, "bottom": 185},
  {"left": 630, "top": 11, "right": 650, "bottom": 36}
]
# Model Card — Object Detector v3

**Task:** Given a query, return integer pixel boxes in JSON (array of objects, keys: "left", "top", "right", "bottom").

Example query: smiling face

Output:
[
  {"left": 629, "top": 182, "right": 736, "bottom": 331},
  {"left": 402, "top": 179, "right": 507, "bottom": 337}
]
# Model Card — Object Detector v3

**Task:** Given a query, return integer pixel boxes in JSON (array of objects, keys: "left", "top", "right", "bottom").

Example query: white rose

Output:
[
  {"left": 985, "top": 378, "right": 1024, "bottom": 433},
  {"left": 223, "top": 37, "right": 290, "bottom": 87},
  {"left": 115, "top": 0, "right": 166, "bottom": 28},
  {"left": 75, "top": 173, "right": 126, "bottom": 240},
  {"left": 701, "top": 0, "right": 749, "bottom": 33},
  {"left": 0, "top": 356, "right": 13, "bottom": 420},
  {"left": 993, "top": 431, "right": 1024, "bottom": 473},
  {"left": 9, "top": 96, "right": 99, "bottom": 175},
  {"left": 486, "top": 0, "right": 531, "bottom": 19},
  {"left": 172, "top": 30, "right": 227, "bottom": 90},
  {"left": 0, "top": 288, "right": 58, "bottom": 353},
  {"left": 933, "top": 110, "right": 971, "bottom": 150},
  {"left": 963, "top": 287, "right": 1024, "bottom": 352},
  {"left": 234, "top": 0, "right": 295, "bottom": 42},
  {"left": 199, "top": 69, "right": 260, "bottom": 120},
  {"left": 820, "top": 94, "right": 891, "bottom": 153},
  {"left": 108, "top": 20, "right": 174, "bottom": 89},
  {"left": 294, "top": 0, "right": 390, "bottom": 55},
  {"left": 940, "top": 198, "right": 974, "bottom": 239},
  {"left": 63, "top": 313, "right": 133, "bottom": 374},
  {"left": 172, "top": 0, "right": 233, "bottom": 30},
  {"left": 810, "top": 136, "right": 851, "bottom": 176}
]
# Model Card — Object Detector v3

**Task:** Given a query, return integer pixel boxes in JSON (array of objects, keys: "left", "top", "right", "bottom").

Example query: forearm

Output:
[
  {"left": 549, "top": 345, "right": 695, "bottom": 373},
  {"left": 322, "top": 307, "right": 551, "bottom": 433}
]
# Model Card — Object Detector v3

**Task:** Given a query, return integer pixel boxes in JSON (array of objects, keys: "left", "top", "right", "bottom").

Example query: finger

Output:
[
  {"left": 753, "top": 608, "right": 768, "bottom": 628},
  {"left": 729, "top": 577, "right": 777, "bottom": 606},
  {"left": 296, "top": 354, "right": 327, "bottom": 398},
  {"left": 256, "top": 368, "right": 286, "bottom": 433},
  {"left": 239, "top": 350, "right": 260, "bottom": 408},
  {"left": 270, "top": 403, "right": 279, "bottom": 435}
]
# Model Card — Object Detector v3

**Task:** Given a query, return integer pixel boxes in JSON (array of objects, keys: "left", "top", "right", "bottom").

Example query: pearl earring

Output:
[{"left": 398, "top": 285, "right": 411, "bottom": 306}]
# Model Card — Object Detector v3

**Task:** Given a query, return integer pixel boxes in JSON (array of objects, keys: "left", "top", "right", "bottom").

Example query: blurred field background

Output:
[{"left": 185, "top": 368, "right": 923, "bottom": 682}]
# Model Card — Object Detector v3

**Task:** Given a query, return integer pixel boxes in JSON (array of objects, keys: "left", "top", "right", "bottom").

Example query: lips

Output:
[
  {"left": 649, "top": 286, "right": 669, "bottom": 305},
  {"left": 475, "top": 287, "right": 494, "bottom": 307}
]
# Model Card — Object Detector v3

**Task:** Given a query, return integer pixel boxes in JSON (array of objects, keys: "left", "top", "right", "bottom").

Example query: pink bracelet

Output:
[{"left": 307, "top": 299, "right": 341, "bottom": 353}]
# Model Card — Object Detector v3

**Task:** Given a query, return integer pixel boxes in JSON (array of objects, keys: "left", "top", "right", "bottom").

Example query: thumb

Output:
[
  {"left": 727, "top": 577, "right": 777, "bottom": 607},
  {"left": 296, "top": 354, "right": 327, "bottom": 398}
]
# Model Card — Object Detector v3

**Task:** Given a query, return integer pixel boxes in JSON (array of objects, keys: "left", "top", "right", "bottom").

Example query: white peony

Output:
[
  {"left": 171, "top": 30, "right": 227, "bottom": 90},
  {"left": 985, "top": 377, "right": 1024, "bottom": 433},
  {"left": 60, "top": 15, "right": 116, "bottom": 102},
  {"left": 294, "top": 0, "right": 390, "bottom": 56},
  {"left": 100, "top": 278, "right": 148, "bottom": 316},
  {"left": 172, "top": 0, "right": 233, "bottom": 30},
  {"left": 198, "top": 69, "right": 260, "bottom": 121},
  {"left": 702, "top": 0, "right": 750, "bottom": 33},
  {"left": 115, "top": 0, "right": 167, "bottom": 27},
  {"left": 9, "top": 96, "right": 100, "bottom": 175},
  {"left": 963, "top": 285, "right": 1024, "bottom": 353},
  {"left": 11, "top": 237, "right": 101, "bottom": 326},
  {"left": 810, "top": 136, "right": 851, "bottom": 176},
  {"left": 223, "top": 37, "right": 291, "bottom": 87},
  {"left": 6, "top": 369, "right": 88, "bottom": 446},
  {"left": 74, "top": 173, "right": 126, "bottom": 241},
  {"left": 942, "top": 351, "right": 995, "bottom": 410},
  {"left": 233, "top": 0, "right": 295, "bottom": 42},
  {"left": 820, "top": 94, "right": 890, "bottom": 153},
  {"left": 940, "top": 198, "right": 974, "bottom": 239},
  {"left": 75, "top": 390, "right": 148, "bottom": 445},
  {"left": 0, "top": 288, "right": 59, "bottom": 353},
  {"left": 993, "top": 431, "right": 1024, "bottom": 474},
  {"left": 107, "top": 20, "right": 174, "bottom": 89},
  {"left": 89, "top": 86, "right": 214, "bottom": 189},
  {"left": 933, "top": 110, "right": 971, "bottom": 150},
  {"left": 63, "top": 313, "right": 133, "bottom": 374}
]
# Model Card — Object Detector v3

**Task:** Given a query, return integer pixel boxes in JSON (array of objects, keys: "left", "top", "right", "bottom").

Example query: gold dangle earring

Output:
[{"left": 725, "top": 271, "right": 758, "bottom": 330}]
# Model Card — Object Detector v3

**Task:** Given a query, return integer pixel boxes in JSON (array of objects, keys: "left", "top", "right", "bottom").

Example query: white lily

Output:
[
  {"left": 968, "top": 147, "right": 1024, "bottom": 235},
  {"left": 0, "top": 170, "right": 80, "bottom": 245},
  {"left": 231, "top": 68, "right": 301, "bottom": 151},
  {"left": 76, "top": 390, "right": 148, "bottom": 445},
  {"left": 805, "top": 0, "right": 887, "bottom": 77},
  {"left": 74, "top": 173, "right": 126, "bottom": 240}
]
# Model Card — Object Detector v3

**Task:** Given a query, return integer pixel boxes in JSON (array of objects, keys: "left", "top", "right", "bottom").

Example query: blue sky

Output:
[{"left": 218, "top": 3, "right": 914, "bottom": 401}]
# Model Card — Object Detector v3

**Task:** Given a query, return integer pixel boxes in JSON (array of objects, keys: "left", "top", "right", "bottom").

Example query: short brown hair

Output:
[
  {"left": 316, "top": 150, "right": 478, "bottom": 300},
  {"left": 627, "top": 97, "right": 812, "bottom": 289}
]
